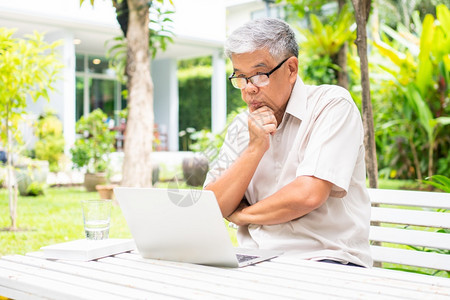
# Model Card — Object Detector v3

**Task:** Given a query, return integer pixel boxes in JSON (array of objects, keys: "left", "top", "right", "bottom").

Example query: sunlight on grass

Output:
[{"left": 0, "top": 187, "right": 131, "bottom": 256}]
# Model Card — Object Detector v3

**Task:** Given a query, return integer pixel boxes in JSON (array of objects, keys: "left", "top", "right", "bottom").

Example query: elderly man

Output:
[{"left": 204, "top": 18, "right": 372, "bottom": 268}]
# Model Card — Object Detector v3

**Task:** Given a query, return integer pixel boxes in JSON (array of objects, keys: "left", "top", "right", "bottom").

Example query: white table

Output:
[{"left": 0, "top": 250, "right": 449, "bottom": 299}]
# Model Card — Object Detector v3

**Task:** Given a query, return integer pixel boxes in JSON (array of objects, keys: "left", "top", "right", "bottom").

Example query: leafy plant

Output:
[
  {"left": 188, "top": 129, "right": 224, "bottom": 162},
  {"left": 297, "top": 5, "right": 355, "bottom": 56},
  {"left": 25, "top": 181, "right": 45, "bottom": 197},
  {"left": 422, "top": 175, "right": 450, "bottom": 193},
  {"left": 0, "top": 28, "right": 62, "bottom": 229},
  {"left": 296, "top": 4, "right": 356, "bottom": 85},
  {"left": 188, "top": 107, "right": 247, "bottom": 162},
  {"left": 34, "top": 109, "right": 65, "bottom": 172},
  {"left": 177, "top": 59, "right": 244, "bottom": 147},
  {"left": 70, "top": 109, "right": 115, "bottom": 173},
  {"left": 372, "top": 4, "right": 450, "bottom": 179}
]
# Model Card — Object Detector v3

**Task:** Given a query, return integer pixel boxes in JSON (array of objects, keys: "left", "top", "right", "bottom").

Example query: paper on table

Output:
[{"left": 41, "top": 239, "right": 136, "bottom": 261}]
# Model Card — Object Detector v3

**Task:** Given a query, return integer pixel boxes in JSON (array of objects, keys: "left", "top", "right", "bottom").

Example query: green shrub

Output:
[
  {"left": 70, "top": 109, "right": 115, "bottom": 173},
  {"left": 34, "top": 110, "right": 65, "bottom": 172},
  {"left": 422, "top": 175, "right": 450, "bottom": 193},
  {"left": 177, "top": 58, "right": 244, "bottom": 150},
  {"left": 25, "top": 181, "right": 45, "bottom": 197},
  {"left": 188, "top": 107, "right": 247, "bottom": 161}
]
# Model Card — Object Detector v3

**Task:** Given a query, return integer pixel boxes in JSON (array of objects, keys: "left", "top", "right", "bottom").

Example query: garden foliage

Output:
[
  {"left": 292, "top": 3, "right": 449, "bottom": 180},
  {"left": 35, "top": 110, "right": 65, "bottom": 172},
  {"left": 372, "top": 4, "right": 450, "bottom": 179},
  {"left": 0, "top": 28, "right": 62, "bottom": 229},
  {"left": 71, "top": 109, "right": 115, "bottom": 173},
  {"left": 177, "top": 59, "right": 243, "bottom": 150}
]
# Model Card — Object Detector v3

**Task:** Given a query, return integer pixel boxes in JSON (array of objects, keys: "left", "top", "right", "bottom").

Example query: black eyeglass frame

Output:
[{"left": 228, "top": 57, "right": 291, "bottom": 89}]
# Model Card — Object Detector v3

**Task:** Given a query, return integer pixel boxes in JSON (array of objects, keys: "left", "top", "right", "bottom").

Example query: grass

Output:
[
  {"left": 377, "top": 178, "right": 425, "bottom": 190},
  {"left": 0, "top": 187, "right": 132, "bottom": 256}
]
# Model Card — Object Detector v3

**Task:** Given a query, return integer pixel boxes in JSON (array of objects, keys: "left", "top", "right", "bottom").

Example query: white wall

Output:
[
  {"left": 226, "top": 0, "right": 266, "bottom": 35},
  {"left": 0, "top": 0, "right": 117, "bottom": 26},
  {"left": 172, "top": 0, "right": 225, "bottom": 42}
]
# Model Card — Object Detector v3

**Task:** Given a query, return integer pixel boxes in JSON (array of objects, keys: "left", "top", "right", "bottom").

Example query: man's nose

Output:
[{"left": 243, "top": 80, "right": 258, "bottom": 93}]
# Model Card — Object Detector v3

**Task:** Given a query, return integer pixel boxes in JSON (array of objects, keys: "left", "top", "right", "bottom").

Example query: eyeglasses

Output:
[{"left": 228, "top": 57, "right": 290, "bottom": 89}]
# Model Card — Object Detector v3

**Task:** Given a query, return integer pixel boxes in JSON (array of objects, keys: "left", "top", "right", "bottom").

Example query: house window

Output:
[{"left": 75, "top": 54, "right": 125, "bottom": 124}]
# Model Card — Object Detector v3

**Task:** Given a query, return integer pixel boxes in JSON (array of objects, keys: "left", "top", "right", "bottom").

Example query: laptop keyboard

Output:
[{"left": 236, "top": 254, "right": 259, "bottom": 263}]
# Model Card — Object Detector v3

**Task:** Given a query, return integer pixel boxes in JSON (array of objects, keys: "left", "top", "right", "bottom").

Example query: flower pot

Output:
[
  {"left": 182, "top": 154, "right": 209, "bottom": 187},
  {"left": 84, "top": 172, "right": 107, "bottom": 192},
  {"left": 152, "top": 163, "right": 160, "bottom": 185},
  {"left": 96, "top": 184, "right": 117, "bottom": 200}
]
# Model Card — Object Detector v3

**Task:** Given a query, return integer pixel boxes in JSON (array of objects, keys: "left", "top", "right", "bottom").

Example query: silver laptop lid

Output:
[{"left": 114, "top": 187, "right": 239, "bottom": 267}]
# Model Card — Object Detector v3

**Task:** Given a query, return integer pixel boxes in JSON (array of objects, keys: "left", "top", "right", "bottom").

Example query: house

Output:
[
  {"left": 0, "top": 0, "right": 227, "bottom": 152},
  {"left": 0, "top": 0, "right": 283, "bottom": 153}
]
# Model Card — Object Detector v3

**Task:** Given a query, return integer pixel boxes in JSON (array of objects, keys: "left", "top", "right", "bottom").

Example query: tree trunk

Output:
[
  {"left": 351, "top": 0, "right": 378, "bottom": 189},
  {"left": 121, "top": 0, "right": 154, "bottom": 187},
  {"left": 336, "top": 0, "right": 349, "bottom": 89},
  {"left": 336, "top": 43, "right": 349, "bottom": 89},
  {"left": 6, "top": 112, "right": 17, "bottom": 230}
]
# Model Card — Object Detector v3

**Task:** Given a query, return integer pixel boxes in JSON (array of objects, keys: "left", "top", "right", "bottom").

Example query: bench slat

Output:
[
  {"left": 369, "top": 226, "right": 450, "bottom": 250},
  {"left": 368, "top": 188, "right": 450, "bottom": 209},
  {"left": 371, "top": 207, "right": 450, "bottom": 228},
  {"left": 370, "top": 245, "right": 450, "bottom": 271}
]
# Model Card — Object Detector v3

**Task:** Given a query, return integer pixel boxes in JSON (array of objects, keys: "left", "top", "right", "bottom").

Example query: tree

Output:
[
  {"left": 351, "top": 0, "right": 378, "bottom": 188},
  {"left": 80, "top": 0, "right": 173, "bottom": 187},
  {"left": 282, "top": 0, "right": 351, "bottom": 88},
  {"left": 0, "top": 28, "right": 62, "bottom": 230},
  {"left": 336, "top": 0, "right": 349, "bottom": 89},
  {"left": 295, "top": 4, "right": 355, "bottom": 86}
]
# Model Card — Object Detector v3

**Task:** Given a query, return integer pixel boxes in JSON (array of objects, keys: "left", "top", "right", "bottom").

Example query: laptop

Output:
[{"left": 114, "top": 187, "right": 282, "bottom": 267}]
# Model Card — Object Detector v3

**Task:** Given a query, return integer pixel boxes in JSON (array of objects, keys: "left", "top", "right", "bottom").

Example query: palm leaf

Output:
[
  {"left": 422, "top": 175, "right": 450, "bottom": 193},
  {"left": 436, "top": 4, "right": 450, "bottom": 34},
  {"left": 405, "top": 83, "right": 434, "bottom": 140}
]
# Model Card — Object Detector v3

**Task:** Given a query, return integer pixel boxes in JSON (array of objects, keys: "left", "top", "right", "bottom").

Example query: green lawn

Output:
[{"left": 0, "top": 187, "right": 132, "bottom": 256}]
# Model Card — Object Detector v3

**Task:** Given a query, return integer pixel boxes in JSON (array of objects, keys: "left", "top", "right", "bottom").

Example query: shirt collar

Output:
[{"left": 285, "top": 76, "right": 307, "bottom": 121}]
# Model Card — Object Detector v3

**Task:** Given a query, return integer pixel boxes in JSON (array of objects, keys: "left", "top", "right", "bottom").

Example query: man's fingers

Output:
[
  {"left": 249, "top": 106, "right": 278, "bottom": 131},
  {"left": 263, "top": 124, "right": 277, "bottom": 135}
]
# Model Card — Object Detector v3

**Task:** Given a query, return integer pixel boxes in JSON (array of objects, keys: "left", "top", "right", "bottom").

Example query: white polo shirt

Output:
[{"left": 204, "top": 77, "right": 373, "bottom": 268}]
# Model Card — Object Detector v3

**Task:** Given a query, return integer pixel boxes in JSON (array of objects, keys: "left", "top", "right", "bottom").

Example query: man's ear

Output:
[{"left": 287, "top": 57, "right": 299, "bottom": 83}]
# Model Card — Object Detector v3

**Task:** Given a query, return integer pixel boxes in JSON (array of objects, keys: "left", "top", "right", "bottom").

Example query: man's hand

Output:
[
  {"left": 226, "top": 200, "right": 249, "bottom": 226},
  {"left": 248, "top": 106, "right": 277, "bottom": 153}
]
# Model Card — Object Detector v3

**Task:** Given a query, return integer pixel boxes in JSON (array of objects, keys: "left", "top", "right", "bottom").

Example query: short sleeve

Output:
[{"left": 296, "top": 99, "right": 363, "bottom": 197}]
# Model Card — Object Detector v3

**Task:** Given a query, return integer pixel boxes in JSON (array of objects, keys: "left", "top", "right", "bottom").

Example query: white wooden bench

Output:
[{"left": 368, "top": 188, "right": 450, "bottom": 272}]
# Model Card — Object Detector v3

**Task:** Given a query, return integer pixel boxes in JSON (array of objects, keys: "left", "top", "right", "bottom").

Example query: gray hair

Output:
[{"left": 224, "top": 18, "right": 298, "bottom": 61}]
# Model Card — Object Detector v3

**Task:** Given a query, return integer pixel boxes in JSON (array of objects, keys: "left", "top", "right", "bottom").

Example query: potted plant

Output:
[
  {"left": 95, "top": 183, "right": 118, "bottom": 200},
  {"left": 181, "top": 128, "right": 219, "bottom": 187},
  {"left": 70, "top": 109, "right": 116, "bottom": 192}
]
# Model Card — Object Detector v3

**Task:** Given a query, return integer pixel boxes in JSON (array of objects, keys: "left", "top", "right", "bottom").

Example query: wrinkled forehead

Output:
[{"left": 230, "top": 50, "right": 275, "bottom": 72}]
